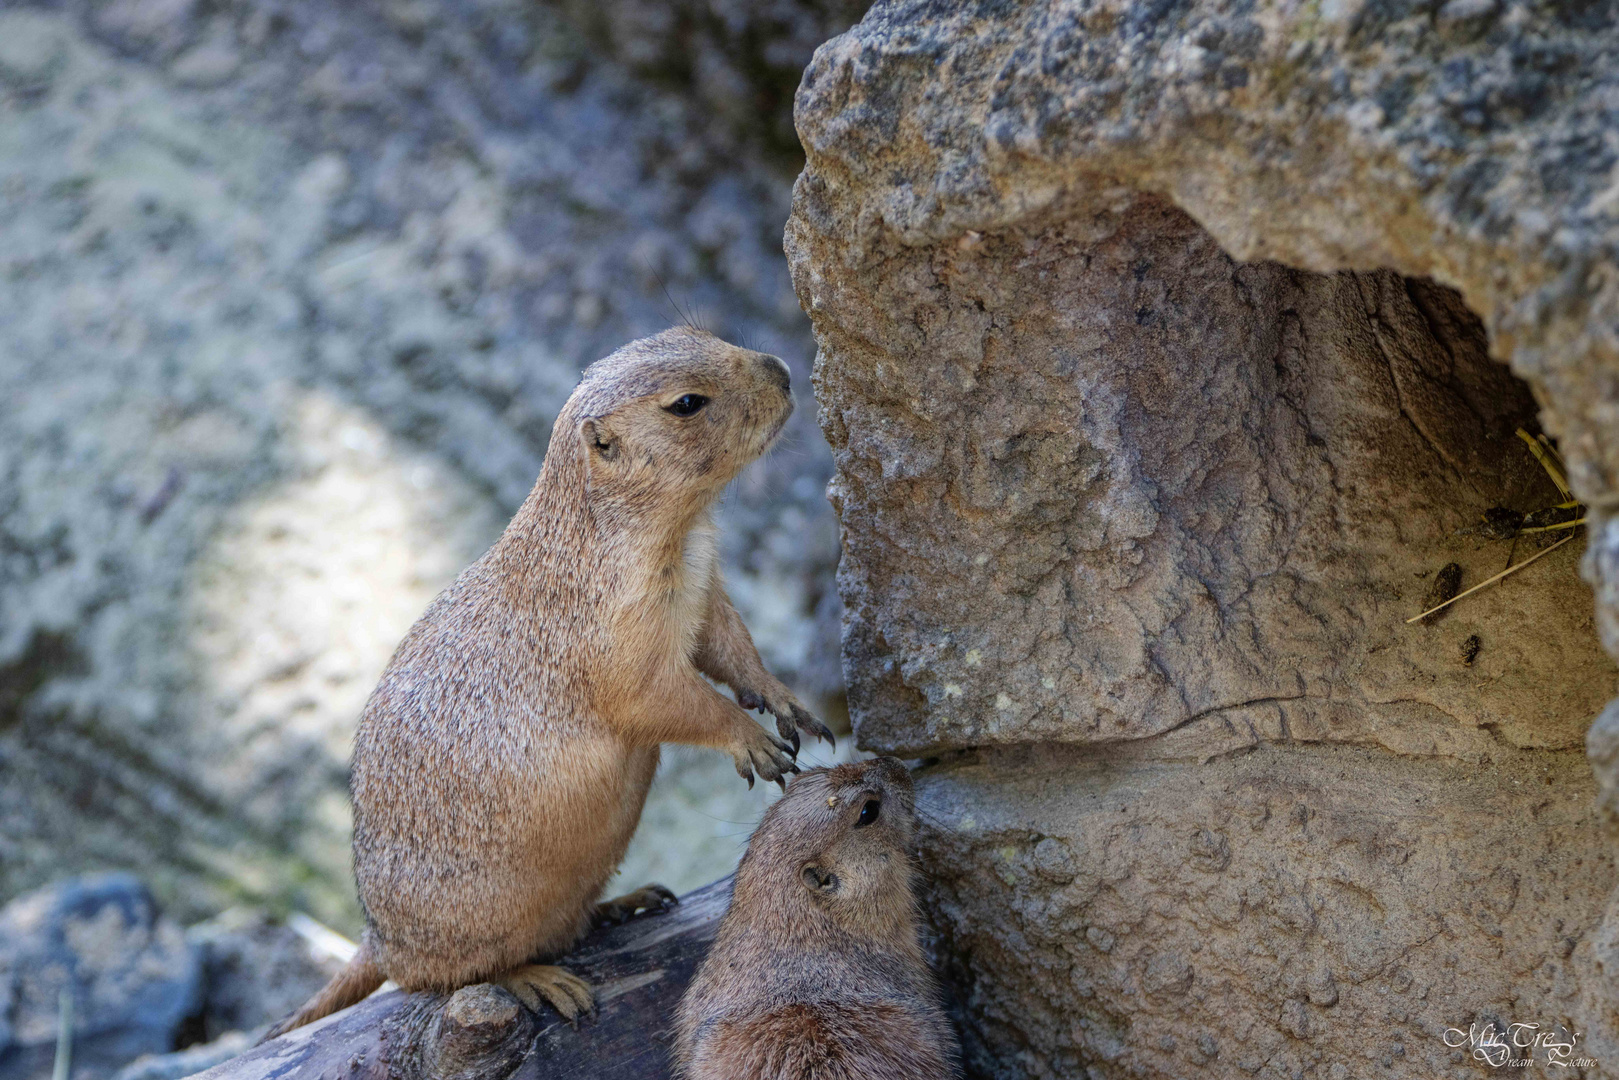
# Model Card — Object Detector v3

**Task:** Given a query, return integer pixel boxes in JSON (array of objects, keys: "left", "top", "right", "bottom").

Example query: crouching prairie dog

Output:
[
  {"left": 677, "top": 758, "right": 958, "bottom": 1080},
  {"left": 265, "top": 327, "right": 833, "bottom": 1039}
]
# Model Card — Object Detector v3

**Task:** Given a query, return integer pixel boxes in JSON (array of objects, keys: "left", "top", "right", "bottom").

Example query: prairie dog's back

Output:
[
  {"left": 352, "top": 537, "right": 586, "bottom": 834},
  {"left": 693, "top": 1001, "right": 951, "bottom": 1080},
  {"left": 677, "top": 759, "right": 958, "bottom": 1080}
]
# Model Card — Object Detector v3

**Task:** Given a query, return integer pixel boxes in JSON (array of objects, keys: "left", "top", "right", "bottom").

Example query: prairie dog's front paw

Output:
[
  {"left": 728, "top": 720, "right": 800, "bottom": 790},
  {"left": 737, "top": 682, "right": 836, "bottom": 751}
]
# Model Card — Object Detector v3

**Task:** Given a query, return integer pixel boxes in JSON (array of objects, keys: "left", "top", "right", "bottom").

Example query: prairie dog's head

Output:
[
  {"left": 557, "top": 326, "right": 794, "bottom": 524},
  {"left": 735, "top": 757, "right": 919, "bottom": 940}
]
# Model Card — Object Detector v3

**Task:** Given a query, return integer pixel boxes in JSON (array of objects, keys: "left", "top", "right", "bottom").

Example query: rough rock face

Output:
[
  {"left": 0, "top": 876, "right": 202, "bottom": 1080},
  {"left": 788, "top": 1, "right": 1619, "bottom": 1076},
  {"left": 804, "top": 193, "right": 1606, "bottom": 759},
  {"left": 0, "top": 0, "right": 844, "bottom": 925},
  {"left": 922, "top": 744, "right": 1609, "bottom": 1080}
]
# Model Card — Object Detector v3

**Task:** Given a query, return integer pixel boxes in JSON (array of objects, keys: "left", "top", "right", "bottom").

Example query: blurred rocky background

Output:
[
  {"left": 0, "top": 0, "right": 867, "bottom": 1073},
  {"left": 0, "top": 875, "right": 342, "bottom": 1080}
]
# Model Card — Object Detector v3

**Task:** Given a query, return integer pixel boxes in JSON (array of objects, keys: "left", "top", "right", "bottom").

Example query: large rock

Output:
[
  {"left": 0, "top": 0, "right": 843, "bottom": 925},
  {"left": 920, "top": 744, "right": 1609, "bottom": 1079},
  {"left": 802, "top": 194, "right": 1606, "bottom": 758},
  {"left": 0, "top": 876, "right": 202, "bottom": 1080},
  {"left": 788, "top": 1, "right": 1619, "bottom": 1075},
  {"left": 183, "top": 909, "right": 343, "bottom": 1042}
]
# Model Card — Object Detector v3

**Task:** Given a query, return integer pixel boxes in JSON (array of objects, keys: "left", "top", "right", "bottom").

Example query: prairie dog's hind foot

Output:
[
  {"left": 594, "top": 883, "right": 678, "bottom": 927},
  {"left": 498, "top": 964, "right": 594, "bottom": 1022}
]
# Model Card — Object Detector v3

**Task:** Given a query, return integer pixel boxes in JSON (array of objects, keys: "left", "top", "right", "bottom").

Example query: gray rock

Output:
[
  {"left": 0, "top": 876, "right": 202, "bottom": 1080},
  {"left": 789, "top": 0, "right": 1619, "bottom": 1074},
  {"left": 184, "top": 910, "right": 341, "bottom": 1042},
  {"left": 109, "top": 1031, "right": 253, "bottom": 1080},
  {"left": 541, "top": 0, "right": 871, "bottom": 161},
  {"left": 0, "top": 0, "right": 842, "bottom": 927}
]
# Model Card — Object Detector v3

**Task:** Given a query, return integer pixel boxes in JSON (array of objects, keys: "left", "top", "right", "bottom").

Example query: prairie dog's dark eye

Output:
[
  {"left": 665, "top": 394, "right": 708, "bottom": 416},
  {"left": 855, "top": 799, "right": 880, "bottom": 827}
]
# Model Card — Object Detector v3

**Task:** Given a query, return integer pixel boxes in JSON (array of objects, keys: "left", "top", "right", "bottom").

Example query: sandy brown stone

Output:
[{"left": 787, "top": 1, "right": 1619, "bottom": 1074}]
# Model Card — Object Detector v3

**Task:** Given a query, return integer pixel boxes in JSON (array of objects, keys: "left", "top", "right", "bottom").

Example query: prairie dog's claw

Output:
[
  {"left": 594, "top": 884, "right": 680, "bottom": 927},
  {"left": 772, "top": 700, "right": 834, "bottom": 751},
  {"left": 737, "top": 681, "right": 831, "bottom": 752},
  {"left": 499, "top": 965, "right": 594, "bottom": 1022},
  {"left": 731, "top": 722, "right": 797, "bottom": 787},
  {"left": 794, "top": 706, "right": 836, "bottom": 749}
]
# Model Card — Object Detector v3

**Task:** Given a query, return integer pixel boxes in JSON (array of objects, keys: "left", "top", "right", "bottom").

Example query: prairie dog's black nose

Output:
[{"left": 758, "top": 353, "right": 791, "bottom": 393}]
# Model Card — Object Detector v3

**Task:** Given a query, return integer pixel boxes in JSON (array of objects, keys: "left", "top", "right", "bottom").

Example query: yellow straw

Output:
[{"left": 1516, "top": 428, "right": 1572, "bottom": 499}]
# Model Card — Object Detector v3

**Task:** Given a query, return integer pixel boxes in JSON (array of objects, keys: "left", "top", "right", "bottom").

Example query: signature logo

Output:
[{"left": 1442, "top": 1021, "right": 1597, "bottom": 1069}]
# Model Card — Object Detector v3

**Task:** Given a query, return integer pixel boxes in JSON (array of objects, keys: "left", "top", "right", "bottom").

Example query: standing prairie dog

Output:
[
  {"left": 265, "top": 327, "right": 833, "bottom": 1038},
  {"left": 677, "top": 758, "right": 958, "bottom": 1080}
]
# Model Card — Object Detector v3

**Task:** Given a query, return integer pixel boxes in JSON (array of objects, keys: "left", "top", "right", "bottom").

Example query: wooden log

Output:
[{"left": 194, "top": 879, "right": 731, "bottom": 1080}]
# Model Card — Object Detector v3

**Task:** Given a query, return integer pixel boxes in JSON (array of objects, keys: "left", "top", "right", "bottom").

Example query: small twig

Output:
[
  {"left": 1539, "top": 433, "right": 1567, "bottom": 464},
  {"left": 52, "top": 989, "right": 72, "bottom": 1080},
  {"left": 1406, "top": 534, "right": 1576, "bottom": 624},
  {"left": 1519, "top": 516, "right": 1588, "bottom": 534},
  {"left": 1517, "top": 428, "right": 1572, "bottom": 499}
]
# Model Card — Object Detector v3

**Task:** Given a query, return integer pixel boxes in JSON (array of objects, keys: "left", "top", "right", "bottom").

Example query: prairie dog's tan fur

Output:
[
  {"left": 677, "top": 758, "right": 958, "bottom": 1080},
  {"left": 265, "top": 327, "right": 831, "bottom": 1038}
]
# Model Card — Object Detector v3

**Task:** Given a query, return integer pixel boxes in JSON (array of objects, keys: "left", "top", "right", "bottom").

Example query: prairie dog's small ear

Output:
[
  {"left": 580, "top": 417, "right": 618, "bottom": 462},
  {"left": 801, "top": 864, "right": 838, "bottom": 894}
]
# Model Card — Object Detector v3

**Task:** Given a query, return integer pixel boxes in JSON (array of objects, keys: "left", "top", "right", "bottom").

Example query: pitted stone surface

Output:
[
  {"left": 796, "top": 186, "right": 1612, "bottom": 756},
  {"left": 790, "top": 0, "right": 1619, "bottom": 667},
  {"left": 788, "top": 1, "right": 1619, "bottom": 1075},
  {"left": 918, "top": 745, "right": 1612, "bottom": 1079}
]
